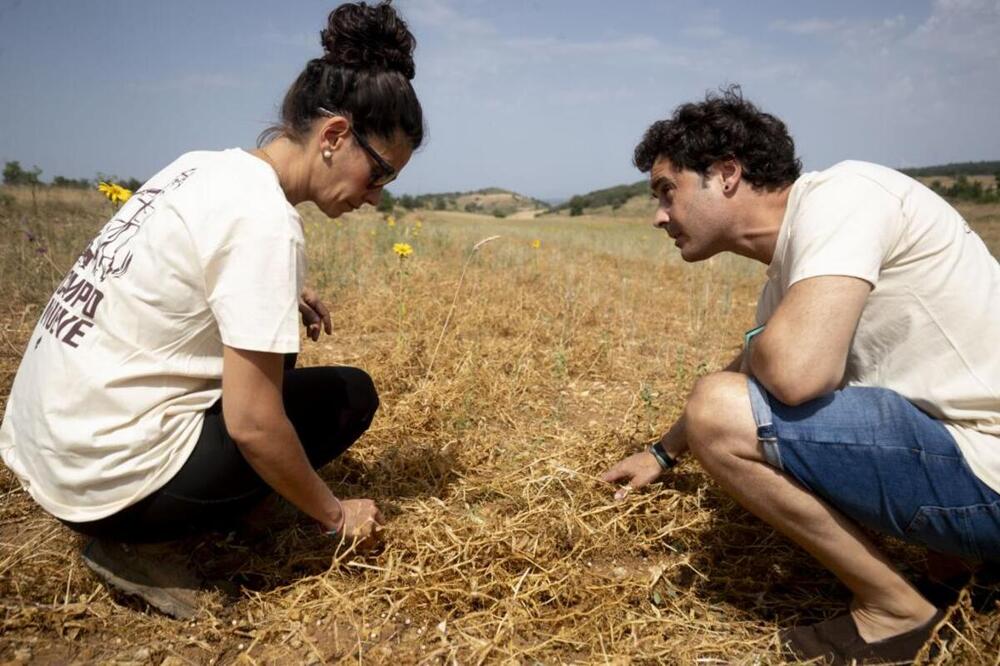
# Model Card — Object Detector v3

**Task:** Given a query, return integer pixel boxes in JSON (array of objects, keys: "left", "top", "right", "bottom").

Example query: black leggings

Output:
[{"left": 62, "top": 358, "right": 379, "bottom": 543}]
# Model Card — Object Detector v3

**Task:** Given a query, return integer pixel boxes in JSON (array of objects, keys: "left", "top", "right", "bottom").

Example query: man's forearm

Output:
[{"left": 657, "top": 415, "right": 689, "bottom": 459}]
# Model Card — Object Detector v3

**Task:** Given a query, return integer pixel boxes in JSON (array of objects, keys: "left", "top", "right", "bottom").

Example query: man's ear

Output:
[
  {"left": 320, "top": 114, "right": 351, "bottom": 153},
  {"left": 717, "top": 158, "right": 742, "bottom": 194}
]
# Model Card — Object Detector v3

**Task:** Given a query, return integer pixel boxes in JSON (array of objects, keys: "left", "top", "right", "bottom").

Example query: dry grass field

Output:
[{"left": 0, "top": 185, "right": 998, "bottom": 664}]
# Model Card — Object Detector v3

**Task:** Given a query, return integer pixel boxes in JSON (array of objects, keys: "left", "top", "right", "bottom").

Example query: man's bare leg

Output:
[{"left": 683, "top": 371, "right": 937, "bottom": 642}]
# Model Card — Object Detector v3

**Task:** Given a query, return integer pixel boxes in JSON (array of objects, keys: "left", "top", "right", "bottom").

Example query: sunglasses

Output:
[{"left": 317, "top": 107, "right": 397, "bottom": 188}]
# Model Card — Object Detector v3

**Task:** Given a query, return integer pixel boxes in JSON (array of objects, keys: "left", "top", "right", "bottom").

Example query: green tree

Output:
[
  {"left": 3, "top": 160, "right": 26, "bottom": 185},
  {"left": 53, "top": 176, "right": 92, "bottom": 189},
  {"left": 377, "top": 189, "right": 395, "bottom": 213},
  {"left": 6, "top": 162, "right": 44, "bottom": 212}
]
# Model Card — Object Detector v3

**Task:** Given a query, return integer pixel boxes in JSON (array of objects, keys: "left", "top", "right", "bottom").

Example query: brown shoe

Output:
[
  {"left": 81, "top": 538, "right": 203, "bottom": 619},
  {"left": 780, "top": 609, "right": 945, "bottom": 665}
]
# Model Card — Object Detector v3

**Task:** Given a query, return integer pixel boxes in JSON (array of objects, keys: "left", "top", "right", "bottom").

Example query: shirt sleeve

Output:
[
  {"left": 201, "top": 207, "right": 304, "bottom": 354},
  {"left": 786, "top": 173, "right": 904, "bottom": 289}
]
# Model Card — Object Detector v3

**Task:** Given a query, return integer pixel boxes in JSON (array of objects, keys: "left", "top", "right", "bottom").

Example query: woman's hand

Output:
[
  {"left": 338, "top": 498, "right": 385, "bottom": 544},
  {"left": 299, "top": 287, "right": 332, "bottom": 341}
]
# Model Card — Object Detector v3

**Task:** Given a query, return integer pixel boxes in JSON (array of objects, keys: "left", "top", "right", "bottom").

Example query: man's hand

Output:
[
  {"left": 299, "top": 287, "right": 332, "bottom": 341},
  {"left": 600, "top": 451, "right": 664, "bottom": 500}
]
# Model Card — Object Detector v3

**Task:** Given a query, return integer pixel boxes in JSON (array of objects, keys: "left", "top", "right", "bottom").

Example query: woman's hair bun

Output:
[{"left": 320, "top": 1, "right": 416, "bottom": 80}]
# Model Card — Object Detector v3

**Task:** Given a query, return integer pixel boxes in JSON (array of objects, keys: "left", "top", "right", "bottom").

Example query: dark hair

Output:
[
  {"left": 633, "top": 85, "right": 800, "bottom": 190},
  {"left": 260, "top": 1, "right": 424, "bottom": 149}
]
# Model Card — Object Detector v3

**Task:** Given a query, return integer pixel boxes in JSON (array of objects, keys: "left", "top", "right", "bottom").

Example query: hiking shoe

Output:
[{"left": 81, "top": 538, "right": 203, "bottom": 619}]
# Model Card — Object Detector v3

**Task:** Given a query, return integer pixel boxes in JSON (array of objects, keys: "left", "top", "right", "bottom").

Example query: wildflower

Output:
[
  {"left": 414, "top": 220, "right": 422, "bottom": 229},
  {"left": 393, "top": 242, "right": 413, "bottom": 258},
  {"left": 386, "top": 215, "right": 396, "bottom": 227},
  {"left": 531, "top": 239, "right": 541, "bottom": 249},
  {"left": 98, "top": 181, "right": 132, "bottom": 205}
]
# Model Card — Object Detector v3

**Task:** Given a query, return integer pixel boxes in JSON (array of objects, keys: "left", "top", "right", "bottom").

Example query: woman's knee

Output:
[{"left": 336, "top": 366, "right": 380, "bottom": 429}]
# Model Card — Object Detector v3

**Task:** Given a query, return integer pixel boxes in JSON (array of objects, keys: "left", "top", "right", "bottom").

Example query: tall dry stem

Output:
[{"left": 424, "top": 235, "right": 501, "bottom": 378}]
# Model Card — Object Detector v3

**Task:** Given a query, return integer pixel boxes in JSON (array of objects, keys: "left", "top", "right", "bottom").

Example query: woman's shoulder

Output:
[{"left": 156, "top": 149, "right": 298, "bottom": 231}]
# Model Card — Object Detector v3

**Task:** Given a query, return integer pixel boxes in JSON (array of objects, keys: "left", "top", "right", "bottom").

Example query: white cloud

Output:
[
  {"left": 770, "top": 18, "right": 847, "bottom": 35},
  {"left": 403, "top": 0, "right": 495, "bottom": 36},
  {"left": 261, "top": 30, "right": 315, "bottom": 52},
  {"left": 908, "top": 0, "right": 1000, "bottom": 58},
  {"left": 130, "top": 74, "right": 243, "bottom": 94}
]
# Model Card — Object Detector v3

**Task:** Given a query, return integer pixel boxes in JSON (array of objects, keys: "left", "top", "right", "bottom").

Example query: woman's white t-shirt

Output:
[
  {"left": 757, "top": 161, "right": 1000, "bottom": 494},
  {"left": 0, "top": 149, "right": 305, "bottom": 522}
]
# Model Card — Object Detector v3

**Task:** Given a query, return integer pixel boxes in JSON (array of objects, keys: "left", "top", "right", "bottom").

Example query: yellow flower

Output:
[
  {"left": 393, "top": 242, "right": 413, "bottom": 258},
  {"left": 97, "top": 181, "right": 132, "bottom": 205},
  {"left": 531, "top": 239, "right": 541, "bottom": 249},
  {"left": 386, "top": 215, "right": 396, "bottom": 227},
  {"left": 414, "top": 220, "right": 422, "bottom": 229}
]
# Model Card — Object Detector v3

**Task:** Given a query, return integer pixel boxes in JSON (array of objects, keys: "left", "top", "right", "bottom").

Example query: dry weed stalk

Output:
[{"left": 424, "top": 235, "right": 501, "bottom": 379}]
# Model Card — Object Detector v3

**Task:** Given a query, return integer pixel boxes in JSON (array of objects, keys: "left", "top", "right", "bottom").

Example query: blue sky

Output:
[{"left": 1, "top": 0, "right": 998, "bottom": 200}]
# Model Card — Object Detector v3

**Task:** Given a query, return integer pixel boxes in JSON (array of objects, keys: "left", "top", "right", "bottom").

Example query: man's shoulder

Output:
[{"left": 805, "top": 161, "right": 913, "bottom": 199}]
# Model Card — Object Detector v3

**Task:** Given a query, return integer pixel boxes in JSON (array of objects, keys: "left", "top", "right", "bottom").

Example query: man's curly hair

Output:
[{"left": 634, "top": 86, "right": 801, "bottom": 190}]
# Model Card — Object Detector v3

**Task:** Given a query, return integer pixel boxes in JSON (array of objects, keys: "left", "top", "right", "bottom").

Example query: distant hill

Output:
[
  {"left": 900, "top": 161, "right": 1000, "bottom": 178},
  {"left": 551, "top": 160, "right": 1000, "bottom": 215},
  {"left": 392, "top": 187, "right": 549, "bottom": 217},
  {"left": 551, "top": 180, "right": 648, "bottom": 215}
]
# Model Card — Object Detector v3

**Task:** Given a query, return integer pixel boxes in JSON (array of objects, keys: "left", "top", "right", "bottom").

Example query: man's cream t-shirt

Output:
[
  {"left": 0, "top": 149, "right": 305, "bottom": 522},
  {"left": 757, "top": 161, "right": 1000, "bottom": 494}
]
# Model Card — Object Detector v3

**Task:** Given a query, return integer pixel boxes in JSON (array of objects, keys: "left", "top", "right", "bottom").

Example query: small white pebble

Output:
[
  {"left": 370, "top": 631, "right": 377, "bottom": 639},
  {"left": 404, "top": 618, "right": 411, "bottom": 625},
  {"left": 238, "top": 643, "right": 245, "bottom": 651},
  {"left": 231, "top": 620, "right": 237, "bottom": 626}
]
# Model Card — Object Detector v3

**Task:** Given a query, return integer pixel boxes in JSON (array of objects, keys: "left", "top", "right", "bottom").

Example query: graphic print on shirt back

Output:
[
  {"left": 79, "top": 168, "right": 198, "bottom": 281},
  {"left": 33, "top": 168, "right": 198, "bottom": 350}
]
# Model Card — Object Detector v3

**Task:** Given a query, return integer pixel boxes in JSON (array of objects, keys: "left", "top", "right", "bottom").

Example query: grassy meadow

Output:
[{"left": 0, "top": 185, "right": 998, "bottom": 664}]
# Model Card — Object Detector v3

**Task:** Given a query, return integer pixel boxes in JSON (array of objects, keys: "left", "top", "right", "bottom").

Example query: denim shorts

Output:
[{"left": 747, "top": 377, "right": 1000, "bottom": 563}]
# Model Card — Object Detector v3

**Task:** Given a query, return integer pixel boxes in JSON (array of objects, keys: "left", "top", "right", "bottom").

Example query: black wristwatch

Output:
[{"left": 649, "top": 441, "right": 679, "bottom": 470}]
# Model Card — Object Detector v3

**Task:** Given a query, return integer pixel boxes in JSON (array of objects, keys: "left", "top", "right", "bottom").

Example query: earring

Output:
[{"left": 323, "top": 150, "right": 332, "bottom": 159}]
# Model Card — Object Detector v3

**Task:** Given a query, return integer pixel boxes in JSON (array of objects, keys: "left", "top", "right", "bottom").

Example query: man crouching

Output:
[{"left": 602, "top": 86, "right": 1000, "bottom": 665}]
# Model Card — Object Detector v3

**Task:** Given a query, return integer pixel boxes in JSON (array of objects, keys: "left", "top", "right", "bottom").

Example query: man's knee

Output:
[{"left": 685, "top": 371, "right": 756, "bottom": 463}]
